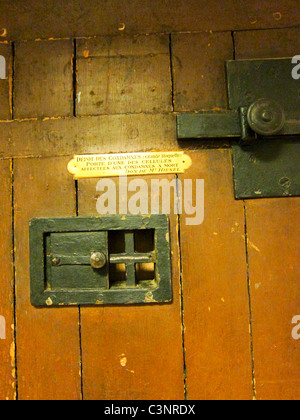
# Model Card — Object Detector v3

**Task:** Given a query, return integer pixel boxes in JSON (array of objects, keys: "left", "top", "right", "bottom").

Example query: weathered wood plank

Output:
[
  {"left": 245, "top": 199, "right": 300, "bottom": 400},
  {"left": 0, "top": 0, "right": 299, "bottom": 41},
  {"left": 172, "top": 32, "right": 233, "bottom": 112},
  {"left": 14, "top": 40, "right": 73, "bottom": 119},
  {"left": 78, "top": 175, "right": 185, "bottom": 400},
  {"left": 0, "top": 159, "right": 15, "bottom": 400},
  {"left": 0, "top": 43, "right": 12, "bottom": 120},
  {"left": 77, "top": 35, "right": 172, "bottom": 115},
  {"left": 0, "top": 114, "right": 177, "bottom": 158},
  {"left": 234, "top": 27, "right": 300, "bottom": 59},
  {"left": 179, "top": 150, "right": 253, "bottom": 400},
  {"left": 236, "top": 26, "right": 300, "bottom": 400},
  {"left": 14, "top": 157, "right": 81, "bottom": 400}
]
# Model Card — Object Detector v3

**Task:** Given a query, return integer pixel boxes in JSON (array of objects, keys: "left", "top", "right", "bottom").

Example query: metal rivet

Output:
[
  {"left": 52, "top": 257, "right": 60, "bottom": 266},
  {"left": 279, "top": 177, "right": 291, "bottom": 188},
  {"left": 261, "top": 110, "right": 273, "bottom": 123},
  {"left": 90, "top": 252, "right": 106, "bottom": 269}
]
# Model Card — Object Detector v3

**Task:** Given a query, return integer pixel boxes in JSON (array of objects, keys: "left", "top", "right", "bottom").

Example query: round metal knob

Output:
[
  {"left": 90, "top": 252, "right": 106, "bottom": 269},
  {"left": 247, "top": 99, "right": 285, "bottom": 136}
]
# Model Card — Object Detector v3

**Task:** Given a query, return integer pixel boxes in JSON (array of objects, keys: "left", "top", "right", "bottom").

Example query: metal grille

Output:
[{"left": 30, "top": 215, "right": 172, "bottom": 306}]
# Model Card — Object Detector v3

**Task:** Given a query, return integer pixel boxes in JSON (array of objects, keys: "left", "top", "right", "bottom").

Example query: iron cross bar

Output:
[{"left": 177, "top": 109, "right": 300, "bottom": 141}]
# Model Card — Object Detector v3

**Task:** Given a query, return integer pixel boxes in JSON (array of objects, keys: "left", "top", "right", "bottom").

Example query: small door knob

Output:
[
  {"left": 90, "top": 252, "right": 107, "bottom": 269},
  {"left": 247, "top": 98, "right": 286, "bottom": 136}
]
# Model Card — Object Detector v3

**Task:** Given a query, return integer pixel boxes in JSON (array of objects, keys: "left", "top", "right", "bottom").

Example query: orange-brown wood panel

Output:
[
  {"left": 172, "top": 32, "right": 233, "bottom": 112},
  {"left": 76, "top": 35, "right": 172, "bottom": 116},
  {"left": 235, "top": 26, "right": 300, "bottom": 401},
  {"left": 1, "top": 0, "right": 299, "bottom": 41},
  {"left": 14, "top": 157, "right": 81, "bottom": 400},
  {"left": 0, "top": 159, "right": 15, "bottom": 400},
  {"left": 179, "top": 150, "right": 254, "bottom": 400},
  {"left": 0, "top": 114, "right": 177, "bottom": 159},
  {"left": 78, "top": 175, "right": 185, "bottom": 400},
  {"left": 14, "top": 40, "right": 74, "bottom": 119},
  {"left": 245, "top": 199, "right": 300, "bottom": 400},
  {"left": 234, "top": 27, "right": 300, "bottom": 59}
]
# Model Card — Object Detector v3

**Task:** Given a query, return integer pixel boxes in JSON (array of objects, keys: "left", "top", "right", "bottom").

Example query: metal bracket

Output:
[{"left": 177, "top": 58, "right": 300, "bottom": 199}]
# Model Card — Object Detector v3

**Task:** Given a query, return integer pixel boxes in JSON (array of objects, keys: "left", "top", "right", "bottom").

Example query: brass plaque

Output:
[{"left": 68, "top": 152, "right": 192, "bottom": 179}]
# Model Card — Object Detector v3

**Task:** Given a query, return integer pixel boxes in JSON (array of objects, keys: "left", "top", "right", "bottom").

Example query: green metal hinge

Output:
[{"left": 177, "top": 58, "right": 300, "bottom": 199}]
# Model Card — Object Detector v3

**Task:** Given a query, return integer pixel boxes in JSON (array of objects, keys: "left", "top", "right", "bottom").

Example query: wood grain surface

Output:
[
  {"left": 14, "top": 40, "right": 73, "bottom": 119},
  {"left": 235, "top": 25, "right": 300, "bottom": 401},
  {"left": 76, "top": 35, "right": 172, "bottom": 116},
  {"left": 0, "top": 1, "right": 298, "bottom": 41},
  {"left": 172, "top": 32, "right": 233, "bottom": 111},
  {"left": 245, "top": 199, "right": 300, "bottom": 400},
  {"left": 179, "top": 150, "right": 254, "bottom": 400},
  {"left": 0, "top": 160, "right": 15, "bottom": 400},
  {"left": 13, "top": 157, "right": 81, "bottom": 400},
  {"left": 78, "top": 175, "right": 185, "bottom": 400}
]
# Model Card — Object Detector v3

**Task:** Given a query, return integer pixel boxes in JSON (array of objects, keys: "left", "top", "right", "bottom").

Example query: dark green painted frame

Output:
[{"left": 30, "top": 215, "right": 172, "bottom": 307}]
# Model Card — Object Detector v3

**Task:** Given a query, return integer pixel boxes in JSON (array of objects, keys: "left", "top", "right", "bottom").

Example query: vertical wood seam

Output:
[
  {"left": 243, "top": 201, "right": 257, "bottom": 400},
  {"left": 231, "top": 31, "right": 236, "bottom": 60},
  {"left": 11, "top": 158, "right": 18, "bottom": 399},
  {"left": 169, "top": 34, "right": 175, "bottom": 112},
  {"left": 72, "top": 39, "right": 77, "bottom": 118},
  {"left": 176, "top": 174, "right": 188, "bottom": 400},
  {"left": 74, "top": 47, "right": 83, "bottom": 398},
  {"left": 75, "top": 180, "right": 79, "bottom": 217},
  {"left": 233, "top": 30, "right": 256, "bottom": 399}
]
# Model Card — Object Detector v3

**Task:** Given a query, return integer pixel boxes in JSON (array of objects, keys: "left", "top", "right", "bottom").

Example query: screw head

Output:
[
  {"left": 261, "top": 110, "right": 273, "bottom": 123},
  {"left": 52, "top": 257, "right": 60, "bottom": 266}
]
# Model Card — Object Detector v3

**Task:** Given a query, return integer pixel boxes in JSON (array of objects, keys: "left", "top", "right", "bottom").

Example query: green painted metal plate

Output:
[
  {"left": 48, "top": 232, "right": 109, "bottom": 290},
  {"left": 232, "top": 138, "right": 300, "bottom": 199},
  {"left": 226, "top": 58, "right": 300, "bottom": 118},
  {"left": 228, "top": 58, "right": 300, "bottom": 199},
  {"left": 30, "top": 215, "right": 172, "bottom": 307}
]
